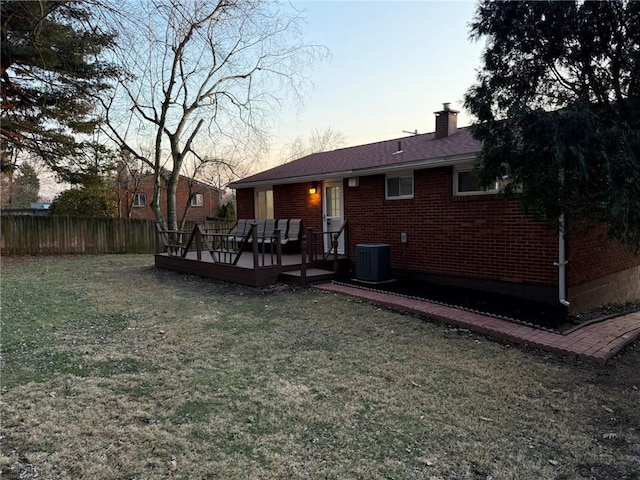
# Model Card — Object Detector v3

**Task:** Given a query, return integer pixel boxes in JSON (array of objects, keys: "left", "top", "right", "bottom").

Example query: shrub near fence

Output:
[{"left": 0, "top": 216, "right": 158, "bottom": 255}]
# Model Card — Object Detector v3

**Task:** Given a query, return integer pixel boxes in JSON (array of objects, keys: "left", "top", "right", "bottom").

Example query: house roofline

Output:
[
  {"left": 125, "top": 173, "right": 221, "bottom": 192},
  {"left": 229, "top": 152, "right": 479, "bottom": 189},
  {"left": 188, "top": 176, "right": 221, "bottom": 192}
]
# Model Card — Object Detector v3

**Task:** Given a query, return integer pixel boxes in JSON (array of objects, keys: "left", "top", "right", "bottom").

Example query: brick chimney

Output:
[{"left": 434, "top": 102, "right": 459, "bottom": 139}]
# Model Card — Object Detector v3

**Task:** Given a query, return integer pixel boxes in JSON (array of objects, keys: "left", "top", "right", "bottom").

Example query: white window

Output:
[
  {"left": 190, "top": 193, "right": 204, "bottom": 207},
  {"left": 255, "top": 188, "right": 273, "bottom": 219},
  {"left": 386, "top": 172, "right": 413, "bottom": 199},
  {"left": 325, "top": 185, "right": 341, "bottom": 217},
  {"left": 454, "top": 166, "right": 501, "bottom": 196},
  {"left": 133, "top": 192, "right": 146, "bottom": 207}
]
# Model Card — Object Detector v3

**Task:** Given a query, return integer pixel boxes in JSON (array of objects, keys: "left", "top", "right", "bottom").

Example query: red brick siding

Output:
[
  {"left": 236, "top": 183, "right": 322, "bottom": 232},
  {"left": 345, "top": 168, "right": 559, "bottom": 286},
  {"left": 120, "top": 176, "right": 219, "bottom": 222},
  {"left": 236, "top": 188, "right": 255, "bottom": 219},
  {"left": 274, "top": 182, "right": 323, "bottom": 233},
  {"left": 567, "top": 225, "right": 640, "bottom": 287},
  {"left": 235, "top": 168, "right": 560, "bottom": 287}
]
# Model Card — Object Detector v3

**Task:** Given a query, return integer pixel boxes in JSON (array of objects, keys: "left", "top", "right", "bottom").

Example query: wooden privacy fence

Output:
[
  {"left": 1, "top": 216, "right": 159, "bottom": 255},
  {"left": 183, "top": 219, "right": 236, "bottom": 234}
]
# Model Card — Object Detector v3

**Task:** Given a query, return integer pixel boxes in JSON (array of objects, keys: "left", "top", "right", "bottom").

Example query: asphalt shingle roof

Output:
[{"left": 231, "top": 126, "right": 481, "bottom": 187}]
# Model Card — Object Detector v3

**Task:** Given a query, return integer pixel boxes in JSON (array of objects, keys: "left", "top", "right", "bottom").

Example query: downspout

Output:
[
  {"left": 555, "top": 213, "right": 570, "bottom": 307},
  {"left": 554, "top": 160, "right": 570, "bottom": 308}
]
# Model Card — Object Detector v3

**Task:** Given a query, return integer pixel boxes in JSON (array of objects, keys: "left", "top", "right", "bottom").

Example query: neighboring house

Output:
[
  {"left": 119, "top": 174, "right": 221, "bottom": 223},
  {"left": 230, "top": 104, "right": 639, "bottom": 312}
]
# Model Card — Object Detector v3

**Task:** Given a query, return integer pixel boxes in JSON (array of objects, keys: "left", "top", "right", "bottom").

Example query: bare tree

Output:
[
  {"left": 114, "top": 150, "right": 149, "bottom": 218},
  {"left": 100, "top": 0, "right": 325, "bottom": 230},
  {"left": 279, "top": 127, "right": 346, "bottom": 164}
]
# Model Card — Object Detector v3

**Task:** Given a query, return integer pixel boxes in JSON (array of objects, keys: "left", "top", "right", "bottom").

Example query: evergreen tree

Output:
[
  {"left": 0, "top": 162, "right": 40, "bottom": 208},
  {"left": 1, "top": 1, "right": 118, "bottom": 173},
  {"left": 218, "top": 200, "right": 236, "bottom": 220},
  {"left": 464, "top": 0, "right": 640, "bottom": 250},
  {"left": 50, "top": 178, "right": 117, "bottom": 218},
  {"left": 12, "top": 163, "right": 40, "bottom": 207}
]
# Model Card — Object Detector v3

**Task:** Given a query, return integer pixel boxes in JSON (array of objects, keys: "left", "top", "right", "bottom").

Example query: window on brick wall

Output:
[
  {"left": 133, "top": 192, "right": 147, "bottom": 207},
  {"left": 386, "top": 172, "right": 413, "bottom": 199},
  {"left": 453, "top": 166, "right": 502, "bottom": 196},
  {"left": 255, "top": 188, "right": 273, "bottom": 219},
  {"left": 190, "top": 193, "right": 204, "bottom": 207}
]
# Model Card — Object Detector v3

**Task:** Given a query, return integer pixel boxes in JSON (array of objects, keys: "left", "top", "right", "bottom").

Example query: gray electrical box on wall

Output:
[{"left": 401, "top": 232, "right": 408, "bottom": 244}]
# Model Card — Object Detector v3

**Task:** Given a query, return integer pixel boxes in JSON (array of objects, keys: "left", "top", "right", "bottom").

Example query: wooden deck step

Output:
[{"left": 280, "top": 268, "right": 336, "bottom": 285}]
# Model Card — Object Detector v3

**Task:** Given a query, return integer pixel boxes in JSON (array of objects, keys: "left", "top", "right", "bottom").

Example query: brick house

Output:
[
  {"left": 119, "top": 174, "right": 221, "bottom": 223},
  {"left": 230, "top": 104, "right": 639, "bottom": 312}
]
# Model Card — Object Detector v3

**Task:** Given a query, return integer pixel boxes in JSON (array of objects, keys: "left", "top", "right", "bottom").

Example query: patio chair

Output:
[
  {"left": 256, "top": 218, "right": 277, "bottom": 249},
  {"left": 259, "top": 219, "right": 277, "bottom": 242},
  {"left": 227, "top": 219, "right": 243, "bottom": 240},
  {"left": 261, "top": 219, "right": 289, "bottom": 252},
  {"left": 227, "top": 219, "right": 249, "bottom": 243},
  {"left": 281, "top": 218, "right": 302, "bottom": 253}
]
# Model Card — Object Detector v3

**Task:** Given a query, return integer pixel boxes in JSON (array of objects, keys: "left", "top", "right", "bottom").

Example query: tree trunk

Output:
[
  {"left": 166, "top": 173, "right": 180, "bottom": 231},
  {"left": 151, "top": 171, "right": 166, "bottom": 229}
]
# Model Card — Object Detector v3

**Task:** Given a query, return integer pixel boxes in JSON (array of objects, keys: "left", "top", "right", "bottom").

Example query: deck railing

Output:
[
  {"left": 306, "top": 220, "right": 349, "bottom": 263},
  {"left": 183, "top": 218, "right": 236, "bottom": 234},
  {"left": 156, "top": 222, "right": 283, "bottom": 268},
  {"left": 299, "top": 220, "right": 349, "bottom": 287}
]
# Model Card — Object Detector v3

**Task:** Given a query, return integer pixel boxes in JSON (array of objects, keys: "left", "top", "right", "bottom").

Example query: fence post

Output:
[
  {"left": 156, "top": 222, "right": 169, "bottom": 253},
  {"left": 300, "top": 234, "right": 307, "bottom": 287},
  {"left": 333, "top": 233, "right": 339, "bottom": 273},
  {"left": 195, "top": 225, "right": 202, "bottom": 261},
  {"left": 275, "top": 229, "right": 282, "bottom": 266},
  {"left": 306, "top": 228, "right": 314, "bottom": 261},
  {"left": 251, "top": 223, "right": 259, "bottom": 268},
  {"left": 344, "top": 222, "right": 349, "bottom": 260}
]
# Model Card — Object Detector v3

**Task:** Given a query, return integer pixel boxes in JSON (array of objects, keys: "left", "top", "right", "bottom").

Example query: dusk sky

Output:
[
  {"left": 41, "top": 1, "right": 485, "bottom": 199},
  {"left": 270, "top": 0, "right": 483, "bottom": 165}
]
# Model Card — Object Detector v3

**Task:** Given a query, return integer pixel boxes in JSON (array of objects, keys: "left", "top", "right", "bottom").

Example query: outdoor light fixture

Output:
[{"left": 309, "top": 182, "right": 318, "bottom": 195}]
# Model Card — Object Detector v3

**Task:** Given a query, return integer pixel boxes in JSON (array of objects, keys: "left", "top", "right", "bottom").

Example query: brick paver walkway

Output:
[{"left": 316, "top": 282, "right": 640, "bottom": 364}]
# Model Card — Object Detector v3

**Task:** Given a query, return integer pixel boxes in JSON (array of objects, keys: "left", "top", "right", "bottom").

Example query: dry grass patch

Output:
[{"left": 1, "top": 255, "right": 639, "bottom": 479}]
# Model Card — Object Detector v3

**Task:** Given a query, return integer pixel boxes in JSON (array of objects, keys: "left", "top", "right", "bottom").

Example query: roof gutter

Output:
[{"left": 229, "top": 152, "right": 478, "bottom": 189}]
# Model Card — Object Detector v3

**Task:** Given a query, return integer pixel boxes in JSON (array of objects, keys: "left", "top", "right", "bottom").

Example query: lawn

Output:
[{"left": 1, "top": 255, "right": 639, "bottom": 480}]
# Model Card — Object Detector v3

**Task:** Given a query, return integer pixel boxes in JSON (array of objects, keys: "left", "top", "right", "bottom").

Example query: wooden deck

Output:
[
  {"left": 154, "top": 221, "right": 350, "bottom": 286},
  {"left": 155, "top": 251, "right": 349, "bottom": 286}
]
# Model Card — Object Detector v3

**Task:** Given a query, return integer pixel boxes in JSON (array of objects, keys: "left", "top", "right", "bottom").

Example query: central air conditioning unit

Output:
[{"left": 356, "top": 243, "right": 391, "bottom": 282}]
